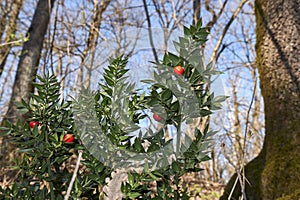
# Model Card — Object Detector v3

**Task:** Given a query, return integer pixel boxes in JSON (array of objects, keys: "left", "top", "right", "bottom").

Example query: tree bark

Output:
[
  {"left": 256, "top": 0, "right": 300, "bottom": 198},
  {"left": 4, "top": 0, "right": 56, "bottom": 123},
  {"left": 221, "top": 0, "right": 300, "bottom": 199},
  {"left": 1, "top": 0, "right": 56, "bottom": 167}
]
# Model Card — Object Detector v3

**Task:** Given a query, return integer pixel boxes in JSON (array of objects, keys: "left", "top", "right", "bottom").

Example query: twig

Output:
[
  {"left": 227, "top": 167, "right": 250, "bottom": 200},
  {"left": 64, "top": 150, "right": 83, "bottom": 200},
  {"left": 236, "top": 169, "right": 247, "bottom": 200},
  {"left": 241, "top": 77, "right": 257, "bottom": 197},
  {"left": 227, "top": 78, "right": 256, "bottom": 200},
  {"left": 228, "top": 173, "right": 239, "bottom": 200},
  {"left": 211, "top": 0, "right": 248, "bottom": 63},
  {"left": 0, "top": 39, "right": 27, "bottom": 47},
  {"left": 142, "top": 0, "right": 158, "bottom": 63}
]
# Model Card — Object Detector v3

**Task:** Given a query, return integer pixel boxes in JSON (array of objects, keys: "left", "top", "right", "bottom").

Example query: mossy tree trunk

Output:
[{"left": 221, "top": 0, "right": 300, "bottom": 199}]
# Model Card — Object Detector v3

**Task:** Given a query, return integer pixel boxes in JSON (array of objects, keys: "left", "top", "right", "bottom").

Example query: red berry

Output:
[
  {"left": 29, "top": 121, "right": 39, "bottom": 128},
  {"left": 63, "top": 134, "right": 75, "bottom": 143},
  {"left": 153, "top": 113, "right": 162, "bottom": 121},
  {"left": 174, "top": 66, "right": 184, "bottom": 75}
]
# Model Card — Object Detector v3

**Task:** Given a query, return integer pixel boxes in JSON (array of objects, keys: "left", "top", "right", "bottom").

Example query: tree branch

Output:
[
  {"left": 64, "top": 150, "right": 83, "bottom": 200},
  {"left": 211, "top": 0, "right": 248, "bottom": 63},
  {"left": 143, "top": 0, "right": 158, "bottom": 62}
]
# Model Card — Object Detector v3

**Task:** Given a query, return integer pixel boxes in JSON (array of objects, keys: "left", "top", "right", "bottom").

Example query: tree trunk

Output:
[
  {"left": 193, "top": 0, "right": 201, "bottom": 25},
  {"left": 256, "top": 0, "right": 300, "bottom": 198},
  {"left": 221, "top": 0, "right": 300, "bottom": 199},
  {"left": 4, "top": 0, "right": 55, "bottom": 122},
  {"left": 1, "top": 0, "right": 56, "bottom": 167},
  {"left": 0, "top": 0, "right": 23, "bottom": 77}
]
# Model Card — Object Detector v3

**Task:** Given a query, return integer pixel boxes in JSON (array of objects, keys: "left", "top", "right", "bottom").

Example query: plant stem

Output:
[
  {"left": 176, "top": 122, "right": 181, "bottom": 156},
  {"left": 64, "top": 150, "right": 83, "bottom": 200}
]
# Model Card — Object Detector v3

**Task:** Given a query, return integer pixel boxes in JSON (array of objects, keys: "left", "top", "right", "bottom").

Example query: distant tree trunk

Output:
[
  {"left": 0, "top": 0, "right": 11, "bottom": 39},
  {"left": 193, "top": 0, "right": 201, "bottom": 25},
  {"left": 76, "top": 0, "right": 111, "bottom": 91},
  {"left": 4, "top": 0, "right": 55, "bottom": 122},
  {"left": 1, "top": 0, "right": 56, "bottom": 167},
  {"left": 221, "top": 0, "right": 300, "bottom": 199},
  {"left": 0, "top": 0, "right": 23, "bottom": 77}
]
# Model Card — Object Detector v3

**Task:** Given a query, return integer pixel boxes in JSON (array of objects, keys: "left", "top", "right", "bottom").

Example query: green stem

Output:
[
  {"left": 176, "top": 120, "right": 181, "bottom": 156},
  {"left": 47, "top": 159, "right": 55, "bottom": 199}
]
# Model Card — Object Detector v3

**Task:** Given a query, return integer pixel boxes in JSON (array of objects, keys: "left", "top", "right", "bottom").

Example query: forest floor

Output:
[
  {"left": 0, "top": 167, "right": 225, "bottom": 200},
  {"left": 182, "top": 173, "right": 225, "bottom": 200}
]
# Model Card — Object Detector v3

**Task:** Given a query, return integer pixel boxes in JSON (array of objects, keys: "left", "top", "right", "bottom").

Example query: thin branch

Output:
[
  {"left": 229, "top": 77, "right": 256, "bottom": 200},
  {"left": 236, "top": 169, "right": 247, "bottom": 200},
  {"left": 0, "top": 38, "right": 27, "bottom": 47},
  {"left": 228, "top": 174, "right": 239, "bottom": 200},
  {"left": 241, "top": 77, "right": 257, "bottom": 195},
  {"left": 64, "top": 150, "right": 83, "bottom": 200},
  {"left": 206, "top": 0, "right": 228, "bottom": 30},
  {"left": 211, "top": 0, "right": 249, "bottom": 63},
  {"left": 142, "top": 0, "right": 158, "bottom": 62},
  {"left": 152, "top": 0, "right": 165, "bottom": 27}
]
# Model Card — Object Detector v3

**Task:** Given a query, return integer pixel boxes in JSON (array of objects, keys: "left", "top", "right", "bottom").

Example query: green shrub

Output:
[{"left": 0, "top": 20, "right": 226, "bottom": 199}]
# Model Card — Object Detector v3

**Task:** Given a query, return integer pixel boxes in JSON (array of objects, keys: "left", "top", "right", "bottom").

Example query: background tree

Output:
[
  {"left": 0, "top": 0, "right": 23, "bottom": 77},
  {"left": 186, "top": 0, "right": 262, "bottom": 185},
  {"left": 221, "top": 0, "right": 300, "bottom": 199},
  {"left": 75, "top": 0, "right": 111, "bottom": 91},
  {"left": 0, "top": 0, "right": 56, "bottom": 167}
]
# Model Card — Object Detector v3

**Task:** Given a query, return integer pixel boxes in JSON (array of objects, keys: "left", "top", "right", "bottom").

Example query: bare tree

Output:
[{"left": 75, "top": 0, "right": 111, "bottom": 91}]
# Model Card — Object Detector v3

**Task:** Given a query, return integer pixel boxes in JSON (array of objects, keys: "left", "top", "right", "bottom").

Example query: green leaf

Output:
[
  {"left": 196, "top": 18, "right": 203, "bottom": 29},
  {"left": 163, "top": 53, "right": 171, "bottom": 65},
  {"left": 0, "top": 127, "right": 11, "bottom": 136},
  {"left": 200, "top": 109, "right": 212, "bottom": 117},
  {"left": 133, "top": 138, "right": 145, "bottom": 153},
  {"left": 117, "top": 69, "right": 130, "bottom": 77},
  {"left": 161, "top": 89, "right": 172, "bottom": 102},
  {"left": 0, "top": 126, "right": 11, "bottom": 131},
  {"left": 147, "top": 143, "right": 159, "bottom": 152},
  {"left": 168, "top": 52, "right": 180, "bottom": 65},
  {"left": 183, "top": 26, "right": 191, "bottom": 36},
  {"left": 148, "top": 172, "right": 158, "bottom": 180},
  {"left": 172, "top": 161, "right": 180, "bottom": 171},
  {"left": 170, "top": 101, "right": 179, "bottom": 112},
  {"left": 31, "top": 94, "right": 44, "bottom": 104},
  {"left": 121, "top": 182, "right": 128, "bottom": 193},
  {"left": 104, "top": 68, "right": 114, "bottom": 77},
  {"left": 173, "top": 41, "right": 182, "bottom": 53},
  {"left": 179, "top": 37, "right": 189, "bottom": 46},
  {"left": 200, "top": 155, "right": 211, "bottom": 162},
  {"left": 17, "top": 148, "right": 34, "bottom": 153},
  {"left": 180, "top": 48, "right": 189, "bottom": 59},
  {"left": 128, "top": 172, "right": 134, "bottom": 186},
  {"left": 214, "top": 95, "right": 228, "bottom": 102},
  {"left": 14, "top": 101, "right": 27, "bottom": 109},
  {"left": 104, "top": 75, "right": 115, "bottom": 86},
  {"left": 141, "top": 79, "right": 155, "bottom": 84},
  {"left": 127, "top": 192, "right": 141, "bottom": 199},
  {"left": 188, "top": 48, "right": 202, "bottom": 68}
]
